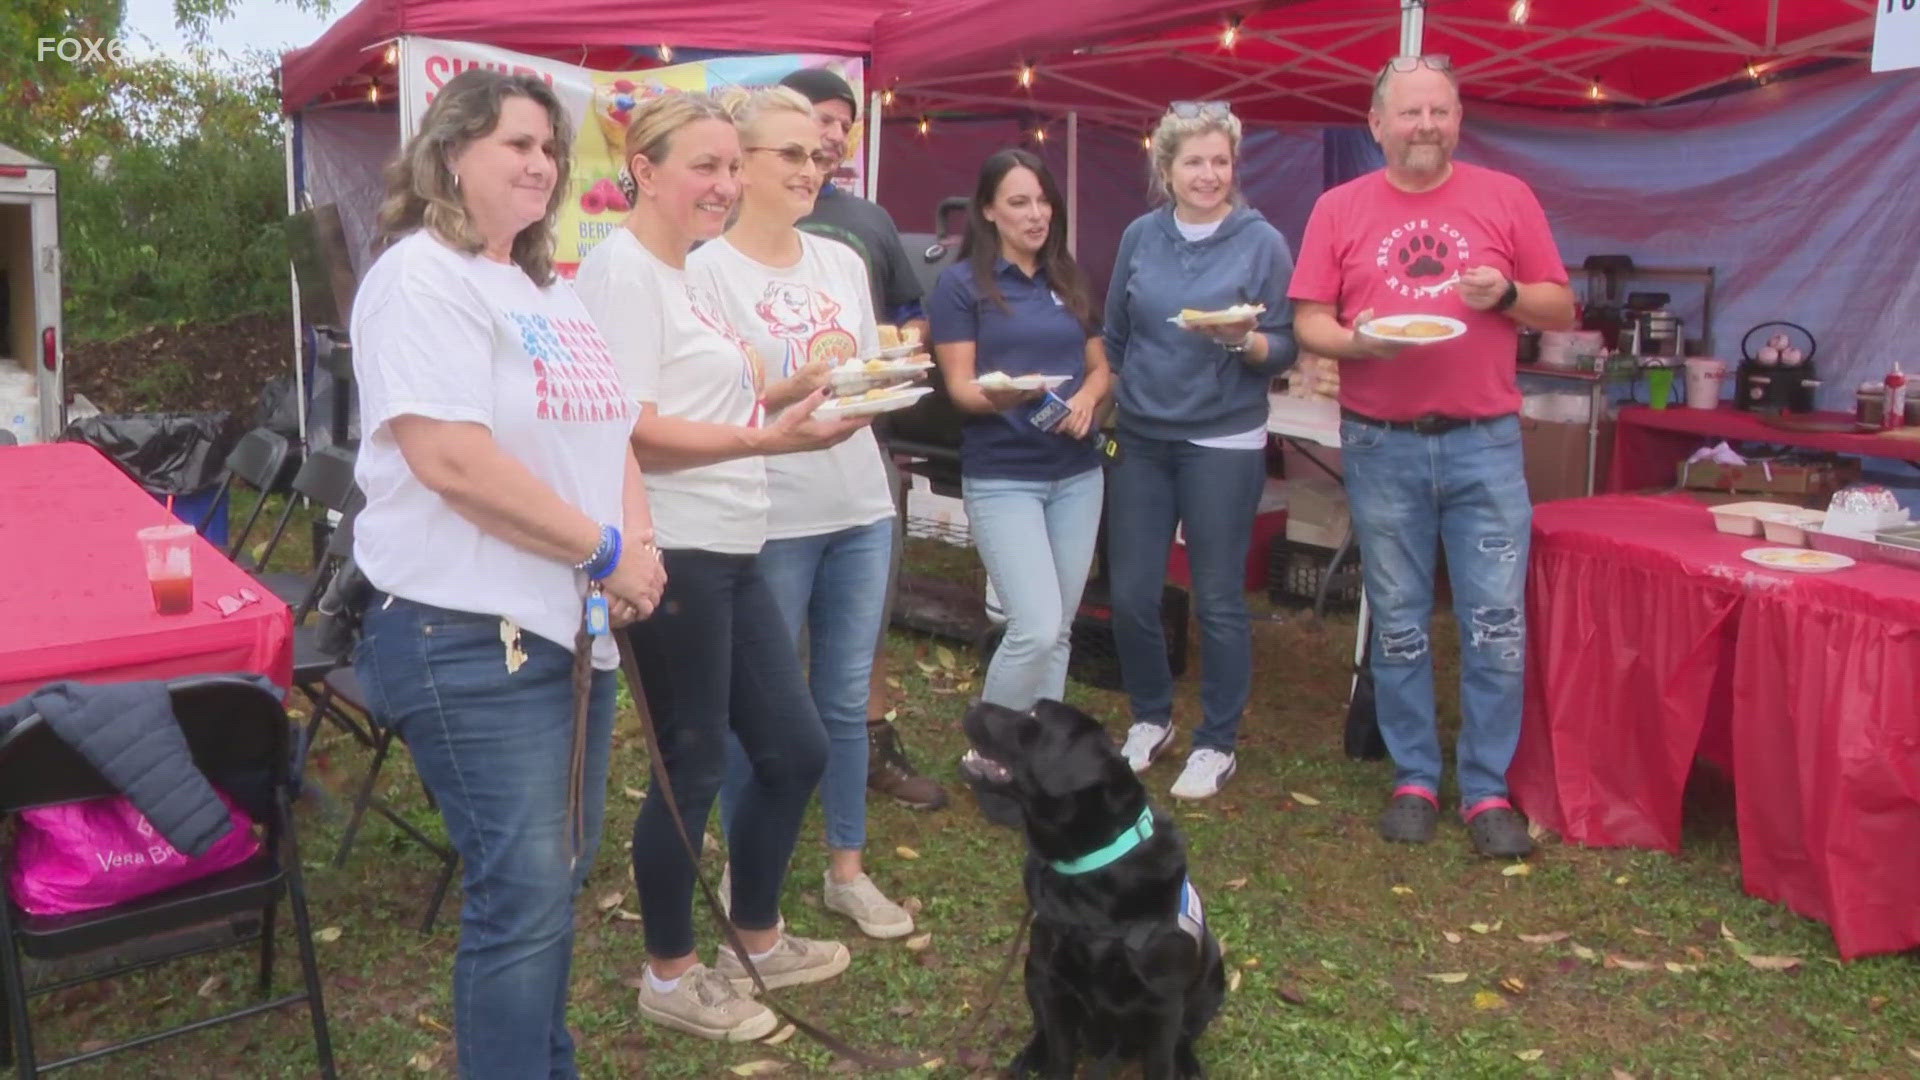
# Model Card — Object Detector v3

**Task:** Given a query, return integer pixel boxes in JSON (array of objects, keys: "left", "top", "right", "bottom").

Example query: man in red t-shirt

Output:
[{"left": 1289, "top": 57, "right": 1575, "bottom": 859}]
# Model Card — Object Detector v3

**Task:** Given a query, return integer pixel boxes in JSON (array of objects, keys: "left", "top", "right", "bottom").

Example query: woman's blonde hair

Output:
[
  {"left": 619, "top": 91, "right": 734, "bottom": 200},
  {"left": 372, "top": 69, "right": 571, "bottom": 284},
  {"left": 721, "top": 85, "right": 816, "bottom": 145},
  {"left": 1148, "top": 107, "right": 1244, "bottom": 207}
]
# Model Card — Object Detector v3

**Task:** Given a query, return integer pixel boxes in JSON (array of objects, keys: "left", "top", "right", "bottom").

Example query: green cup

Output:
[{"left": 1647, "top": 368, "right": 1674, "bottom": 409}]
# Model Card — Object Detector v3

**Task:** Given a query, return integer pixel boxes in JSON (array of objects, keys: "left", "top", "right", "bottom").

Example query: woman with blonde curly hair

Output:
[{"left": 349, "top": 68, "right": 665, "bottom": 1078}]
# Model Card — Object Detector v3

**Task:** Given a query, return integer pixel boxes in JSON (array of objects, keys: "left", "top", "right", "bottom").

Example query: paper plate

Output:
[
  {"left": 1170, "top": 303, "right": 1266, "bottom": 328},
  {"left": 815, "top": 386, "right": 934, "bottom": 421},
  {"left": 1741, "top": 547, "right": 1855, "bottom": 574},
  {"left": 1358, "top": 315, "right": 1468, "bottom": 345},
  {"left": 828, "top": 358, "right": 933, "bottom": 395},
  {"left": 870, "top": 342, "right": 923, "bottom": 360},
  {"left": 975, "top": 373, "right": 1071, "bottom": 392}
]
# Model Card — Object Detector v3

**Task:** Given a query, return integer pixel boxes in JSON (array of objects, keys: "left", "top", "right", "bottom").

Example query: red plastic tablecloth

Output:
[
  {"left": 1607, "top": 405, "right": 1920, "bottom": 493},
  {"left": 1510, "top": 494, "right": 1920, "bottom": 959},
  {"left": 0, "top": 443, "right": 293, "bottom": 704}
]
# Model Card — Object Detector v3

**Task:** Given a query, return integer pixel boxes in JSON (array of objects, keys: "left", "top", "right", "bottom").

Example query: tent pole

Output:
[
  {"left": 284, "top": 112, "right": 306, "bottom": 446},
  {"left": 866, "top": 89, "right": 883, "bottom": 201},
  {"left": 1066, "top": 111, "right": 1079, "bottom": 258},
  {"left": 1400, "top": 0, "right": 1426, "bottom": 56}
]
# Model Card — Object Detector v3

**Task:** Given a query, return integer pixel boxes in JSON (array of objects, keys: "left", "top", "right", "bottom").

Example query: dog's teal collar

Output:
[{"left": 1050, "top": 806, "right": 1155, "bottom": 875}]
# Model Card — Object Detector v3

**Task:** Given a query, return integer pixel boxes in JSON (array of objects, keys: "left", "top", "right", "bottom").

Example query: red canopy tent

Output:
[
  {"left": 871, "top": 0, "right": 1877, "bottom": 129},
  {"left": 280, "top": 0, "right": 900, "bottom": 112}
]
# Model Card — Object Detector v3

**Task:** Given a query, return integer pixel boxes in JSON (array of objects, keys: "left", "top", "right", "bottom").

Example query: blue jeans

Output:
[
  {"left": 719, "top": 517, "right": 894, "bottom": 851},
  {"left": 1107, "top": 434, "right": 1267, "bottom": 752},
  {"left": 355, "top": 595, "right": 616, "bottom": 1080},
  {"left": 625, "top": 549, "right": 828, "bottom": 958},
  {"left": 963, "top": 468, "right": 1105, "bottom": 709},
  {"left": 1339, "top": 413, "right": 1532, "bottom": 807}
]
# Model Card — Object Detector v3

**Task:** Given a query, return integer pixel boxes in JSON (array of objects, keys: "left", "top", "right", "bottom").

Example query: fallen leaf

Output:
[
  {"left": 888, "top": 1004, "right": 917, "bottom": 1018},
  {"left": 1319, "top": 958, "right": 1338, "bottom": 972},
  {"left": 954, "top": 681, "right": 973, "bottom": 693},
  {"left": 1614, "top": 874, "right": 1631, "bottom": 885},
  {"left": 417, "top": 1013, "right": 451, "bottom": 1035},
  {"left": 904, "top": 933, "right": 933, "bottom": 952},
  {"left": 920, "top": 1059, "right": 945, "bottom": 1071},
  {"left": 196, "top": 974, "right": 225, "bottom": 999},
  {"left": 1631, "top": 927, "right": 1656, "bottom": 937},
  {"left": 622, "top": 786, "right": 644, "bottom": 801},
  {"left": 915, "top": 660, "right": 939, "bottom": 675},
  {"left": 762, "top": 1024, "right": 796, "bottom": 1046},
  {"left": 1519, "top": 931, "right": 1570, "bottom": 944},
  {"left": 1390, "top": 885, "right": 1414, "bottom": 896},
  {"left": 1515, "top": 1049, "right": 1544, "bottom": 1062},
  {"left": 730, "top": 1061, "right": 786, "bottom": 1076},
  {"left": 1906, "top": 1047, "right": 1920, "bottom": 1064},
  {"left": 1289, "top": 791, "right": 1322, "bottom": 806},
  {"left": 1571, "top": 944, "right": 1598, "bottom": 961},
  {"left": 1422, "top": 972, "right": 1470, "bottom": 984},
  {"left": 1224, "top": 877, "right": 1249, "bottom": 891},
  {"left": 1240, "top": 957, "right": 1261, "bottom": 969},
  {"left": 408, "top": 1051, "right": 438, "bottom": 1072},
  {"left": 1443, "top": 931, "right": 1463, "bottom": 944},
  {"left": 313, "top": 926, "right": 343, "bottom": 944},
  {"left": 1473, "top": 990, "right": 1507, "bottom": 1010},
  {"left": 1469, "top": 922, "right": 1492, "bottom": 935},
  {"left": 1605, "top": 955, "right": 1656, "bottom": 972},
  {"left": 1227, "top": 969, "right": 1243, "bottom": 992},
  {"left": 1867, "top": 995, "right": 1888, "bottom": 1012},
  {"left": 1184, "top": 813, "right": 1210, "bottom": 821},
  {"left": 935, "top": 645, "right": 958, "bottom": 670},
  {"left": 1720, "top": 921, "right": 1740, "bottom": 943},
  {"left": 901, "top": 896, "right": 924, "bottom": 916},
  {"left": 896, "top": 846, "right": 920, "bottom": 860},
  {"left": 597, "top": 891, "right": 625, "bottom": 913},
  {"left": 1499, "top": 976, "right": 1527, "bottom": 994},
  {"left": 884, "top": 678, "right": 902, "bottom": 690},
  {"left": 1611, "top": 1070, "right": 1637, "bottom": 1080},
  {"left": 1742, "top": 954, "right": 1803, "bottom": 971},
  {"left": 1685, "top": 946, "right": 1708, "bottom": 962},
  {"left": 1501, "top": 863, "right": 1532, "bottom": 877},
  {"left": 613, "top": 908, "right": 642, "bottom": 922},
  {"left": 1664, "top": 962, "right": 1698, "bottom": 974}
]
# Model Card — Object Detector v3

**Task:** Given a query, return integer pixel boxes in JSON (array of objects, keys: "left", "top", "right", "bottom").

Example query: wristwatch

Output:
[
  {"left": 1223, "top": 332, "right": 1254, "bottom": 354},
  {"left": 1495, "top": 280, "right": 1520, "bottom": 312}
]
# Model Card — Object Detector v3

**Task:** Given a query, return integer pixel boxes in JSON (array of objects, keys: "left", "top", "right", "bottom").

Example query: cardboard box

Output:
[
  {"left": 1676, "top": 458, "right": 1859, "bottom": 499},
  {"left": 1521, "top": 417, "right": 1613, "bottom": 504},
  {"left": 1285, "top": 475, "right": 1350, "bottom": 550}
]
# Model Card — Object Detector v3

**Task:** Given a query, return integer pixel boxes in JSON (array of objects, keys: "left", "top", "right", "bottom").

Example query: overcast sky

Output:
[{"left": 120, "top": 0, "right": 339, "bottom": 62}]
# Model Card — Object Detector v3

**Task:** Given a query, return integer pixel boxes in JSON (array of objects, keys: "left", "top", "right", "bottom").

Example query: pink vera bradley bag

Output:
[{"left": 7, "top": 791, "right": 261, "bottom": 917}]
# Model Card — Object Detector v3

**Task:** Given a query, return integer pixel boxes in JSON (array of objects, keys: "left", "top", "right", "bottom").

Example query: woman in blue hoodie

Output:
[{"left": 1104, "top": 102, "right": 1298, "bottom": 801}]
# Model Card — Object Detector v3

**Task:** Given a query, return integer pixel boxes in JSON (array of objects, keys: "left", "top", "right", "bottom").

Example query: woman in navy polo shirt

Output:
[{"left": 927, "top": 148, "right": 1112, "bottom": 822}]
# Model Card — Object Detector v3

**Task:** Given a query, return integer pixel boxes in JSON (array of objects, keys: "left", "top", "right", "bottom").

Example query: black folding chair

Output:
[
  {"left": 249, "top": 446, "right": 362, "bottom": 606},
  {"left": 290, "top": 519, "right": 458, "bottom": 935},
  {"left": 0, "top": 431, "right": 17, "bottom": 447},
  {"left": 203, "top": 428, "right": 292, "bottom": 564},
  {"left": 0, "top": 676, "right": 336, "bottom": 1078}
]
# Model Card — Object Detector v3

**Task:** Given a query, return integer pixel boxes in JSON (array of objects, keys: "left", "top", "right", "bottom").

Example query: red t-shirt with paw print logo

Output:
[{"left": 1289, "top": 161, "right": 1566, "bottom": 421}]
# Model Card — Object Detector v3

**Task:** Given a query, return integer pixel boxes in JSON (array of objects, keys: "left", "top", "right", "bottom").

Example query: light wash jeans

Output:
[
  {"left": 356, "top": 595, "right": 616, "bottom": 1080},
  {"left": 963, "top": 467, "right": 1105, "bottom": 709},
  {"left": 1339, "top": 412, "right": 1532, "bottom": 807},
  {"left": 1106, "top": 433, "right": 1267, "bottom": 752},
  {"left": 719, "top": 517, "right": 894, "bottom": 851}
]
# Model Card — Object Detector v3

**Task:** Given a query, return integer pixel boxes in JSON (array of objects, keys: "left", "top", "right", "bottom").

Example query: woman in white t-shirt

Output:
[
  {"left": 688, "top": 87, "right": 917, "bottom": 943},
  {"left": 349, "top": 70, "right": 666, "bottom": 1080},
  {"left": 574, "top": 91, "right": 868, "bottom": 1044}
]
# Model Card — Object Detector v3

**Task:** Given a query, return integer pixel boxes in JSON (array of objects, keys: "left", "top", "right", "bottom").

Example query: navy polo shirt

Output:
[{"left": 927, "top": 259, "right": 1101, "bottom": 481}]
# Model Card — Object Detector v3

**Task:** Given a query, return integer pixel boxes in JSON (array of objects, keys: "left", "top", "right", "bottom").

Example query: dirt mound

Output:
[{"left": 64, "top": 310, "right": 293, "bottom": 420}]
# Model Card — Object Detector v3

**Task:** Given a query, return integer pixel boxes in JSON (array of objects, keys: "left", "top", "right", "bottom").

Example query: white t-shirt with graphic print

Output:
[
  {"left": 576, "top": 227, "right": 770, "bottom": 555},
  {"left": 349, "top": 230, "right": 633, "bottom": 670},
  {"left": 690, "top": 233, "right": 896, "bottom": 540}
]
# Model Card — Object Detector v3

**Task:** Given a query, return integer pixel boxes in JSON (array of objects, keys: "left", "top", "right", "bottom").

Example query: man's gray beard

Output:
[{"left": 1399, "top": 145, "right": 1449, "bottom": 176}]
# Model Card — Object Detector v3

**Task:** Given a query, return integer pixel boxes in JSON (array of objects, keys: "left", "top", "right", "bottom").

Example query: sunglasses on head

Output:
[
  {"left": 1377, "top": 54, "right": 1453, "bottom": 83},
  {"left": 1169, "top": 101, "right": 1232, "bottom": 120},
  {"left": 745, "top": 145, "right": 839, "bottom": 171}
]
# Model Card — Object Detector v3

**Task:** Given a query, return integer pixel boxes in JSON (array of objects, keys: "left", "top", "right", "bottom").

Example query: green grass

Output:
[{"left": 17, "top": 533, "right": 1920, "bottom": 1078}]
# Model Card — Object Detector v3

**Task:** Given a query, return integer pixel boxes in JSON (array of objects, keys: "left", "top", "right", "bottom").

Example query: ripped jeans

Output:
[{"left": 1340, "top": 412, "right": 1531, "bottom": 807}]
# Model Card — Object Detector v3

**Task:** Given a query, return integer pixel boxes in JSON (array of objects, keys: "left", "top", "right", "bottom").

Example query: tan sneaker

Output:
[
  {"left": 716, "top": 932, "right": 851, "bottom": 993},
  {"left": 635, "top": 964, "right": 777, "bottom": 1042},
  {"left": 823, "top": 871, "right": 914, "bottom": 939}
]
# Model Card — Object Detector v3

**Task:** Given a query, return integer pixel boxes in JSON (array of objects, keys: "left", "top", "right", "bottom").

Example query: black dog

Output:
[{"left": 964, "top": 698, "right": 1226, "bottom": 1079}]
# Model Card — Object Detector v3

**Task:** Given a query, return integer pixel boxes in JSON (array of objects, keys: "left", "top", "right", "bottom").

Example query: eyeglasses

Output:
[
  {"left": 1169, "top": 101, "right": 1232, "bottom": 120},
  {"left": 1377, "top": 54, "right": 1453, "bottom": 86},
  {"left": 205, "top": 587, "right": 261, "bottom": 618},
  {"left": 745, "top": 145, "right": 839, "bottom": 172}
]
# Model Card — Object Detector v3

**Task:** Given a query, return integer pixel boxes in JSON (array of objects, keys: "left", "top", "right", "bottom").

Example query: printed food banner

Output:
[{"left": 399, "top": 37, "right": 866, "bottom": 276}]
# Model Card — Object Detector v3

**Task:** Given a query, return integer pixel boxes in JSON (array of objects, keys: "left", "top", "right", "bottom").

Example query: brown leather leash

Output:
[{"left": 599, "top": 628, "right": 1031, "bottom": 1072}]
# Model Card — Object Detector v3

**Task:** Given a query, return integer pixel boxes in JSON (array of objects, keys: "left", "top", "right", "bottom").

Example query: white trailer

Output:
[{"left": 0, "top": 142, "right": 63, "bottom": 444}]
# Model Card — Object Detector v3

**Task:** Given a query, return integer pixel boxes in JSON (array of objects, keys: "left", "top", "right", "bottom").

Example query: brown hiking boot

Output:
[{"left": 868, "top": 719, "right": 948, "bottom": 811}]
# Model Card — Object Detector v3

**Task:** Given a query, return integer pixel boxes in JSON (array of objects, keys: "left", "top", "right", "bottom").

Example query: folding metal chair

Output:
[
  {"left": 203, "top": 428, "right": 292, "bottom": 564},
  {"left": 249, "top": 446, "right": 362, "bottom": 606},
  {"left": 0, "top": 676, "right": 336, "bottom": 1078}
]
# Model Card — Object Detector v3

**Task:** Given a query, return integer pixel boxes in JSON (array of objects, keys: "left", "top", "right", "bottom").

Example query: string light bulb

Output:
[
  {"left": 1034, "top": 126, "right": 1046, "bottom": 143},
  {"left": 1588, "top": 78, "right": 1603, "bottom": 101},
  {"left": 383, "top": 42, "right": 397, "bottom": 65},
  {"left": 918, "top": 116, "right": 930, "bottom": 136},
  {"left": 1018, "top": 63, "right": 1035, "bottom": 88},
  {"left": 1222, "top": 17, "right": 1242, "bottom": 48},
  {"left": 368, "top": 82, "right": 378, "bottom": 103},
  {"left": 1143, "top": 133, "right": 1153, "bottom": 150},
  {"left": 1508, "top": 0, "right": 1529, "bottom": 25},
  {"left": 657, "top": 44, "right": 673, "bottom": 63},
  {"left": 881, "top": 88, "right": 896, "bottom": 108},
  {"left": 1746, "top": 60, "right": 1762, "bottom": 81}
]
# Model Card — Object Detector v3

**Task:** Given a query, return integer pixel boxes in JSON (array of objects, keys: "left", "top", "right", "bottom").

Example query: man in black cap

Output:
[{"left": 779, "top": 66, "right": 946, "bottom": 812}]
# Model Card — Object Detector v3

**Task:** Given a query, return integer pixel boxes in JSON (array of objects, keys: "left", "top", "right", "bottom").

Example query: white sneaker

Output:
[
  {"left": 1170, "top": 749, "right": 1237, "bottom": 800},
  {"left": 1120, "top": 722, "right": 1175, "bottom": 773},
  {"left": 823, "top": 871, "right": 914, "bottom": 939},
  {"left": 636, "top": 964, "right": 778, "bottom": 1042},
  {"left": 716, "top": 932, "right": 851, "bottom": 993}
]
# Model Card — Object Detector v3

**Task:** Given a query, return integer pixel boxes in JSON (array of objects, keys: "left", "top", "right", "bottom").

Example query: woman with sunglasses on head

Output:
[
  {"left": 1104, "top": 100, "right": 1299, "bottom": 801},
  {"left": 575, "top": 90, "right": 870, "bottom": 1044},
  {"left": 687, "top": 86, "right": 918, "bottom": 942},
  {"left": 927, "top": 148, "right": 1112, "bottom": 823}
]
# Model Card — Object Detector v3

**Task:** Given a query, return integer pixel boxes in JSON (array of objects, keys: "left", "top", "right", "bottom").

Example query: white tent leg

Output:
[
  {"left": 1400, "top": 0, "right": 1426, "bottom": 56},
  {"left": 866, "top": 90, "right": 883, "bottom": 201},
  {"left": 1349, "top": 588, "right": 1370, "bottom": 704},
  {"left": 283, "top": 114, "right": 306, "bottom": 446},
  {"left": 1066, "top": 111, "right": 1079, "bottom": 257}
]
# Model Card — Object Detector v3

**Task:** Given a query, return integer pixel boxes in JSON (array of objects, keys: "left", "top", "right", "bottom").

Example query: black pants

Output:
[{"left": 626, "top": 548, "right": 828, "bottom": 958}]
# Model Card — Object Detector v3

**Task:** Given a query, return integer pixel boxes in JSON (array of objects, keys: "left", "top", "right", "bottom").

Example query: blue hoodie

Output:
[{"left": 1103, "top": 205, "right": 1298, "bottom": 442}]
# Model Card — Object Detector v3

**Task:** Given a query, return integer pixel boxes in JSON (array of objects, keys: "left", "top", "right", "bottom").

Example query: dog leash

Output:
[{"left": 611, "top": 629, "right": 1031, "bottom": 1071}]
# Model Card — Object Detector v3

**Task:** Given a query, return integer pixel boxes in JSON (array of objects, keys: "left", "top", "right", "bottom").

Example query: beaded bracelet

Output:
[{"left": 575, "top": 525, "right": 622, "bottom": 582}]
